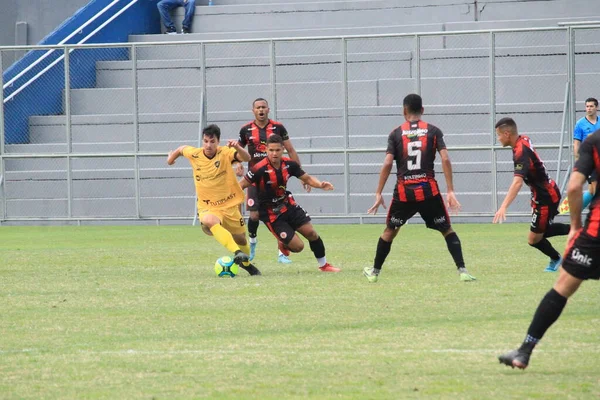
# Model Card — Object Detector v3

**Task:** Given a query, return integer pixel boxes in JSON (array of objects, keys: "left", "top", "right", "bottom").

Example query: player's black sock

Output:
[
  {"left": 444, "top": 232, "right": 465, "bottom": 269},
  {"left": 543, "top": 223, "right": 570, "bottom": 238},
  {"left": 309, "top": 236, "right": 326, "bottom": 258},
  {"left": 247, "top": 217, "right": 259, "bottom": 238},
  {"left": 530, "top": 238, "right": 560, "bottom": 260},
  {"left": 523, "top": 288, "right": 567, "bottom": 347},
  {"left": 373, "top": 237, "right": 392, "bottom": 270}
]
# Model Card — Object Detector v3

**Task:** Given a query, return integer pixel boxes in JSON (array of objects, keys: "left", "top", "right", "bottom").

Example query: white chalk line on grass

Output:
[{"left": 2, "top": 348, "right": 599, "bottom": 356}]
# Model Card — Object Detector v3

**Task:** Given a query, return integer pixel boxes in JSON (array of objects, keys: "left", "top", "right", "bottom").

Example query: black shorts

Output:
[
  {"left": 530, "top": 201, "right": 560, "bottom": 234},
  {"left": 386, "top": 194, "right": 451, "bottom": 232},
  {"left": 562, "top": 230, "right": 600, "bottom": 280},
  {"left": 587, "top": 170, "right": 598, "bottom": 184},
  {"left": 261, "top": 204, "right": 311, "bottom": 245},
  {"left": 246, "top": 185, "right": 259, "bottom": 211}
]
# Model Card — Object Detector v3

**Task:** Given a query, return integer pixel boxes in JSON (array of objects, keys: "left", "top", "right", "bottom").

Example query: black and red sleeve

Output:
[{"left": 513, "top": 143, "right": 531, "bottom": 178}]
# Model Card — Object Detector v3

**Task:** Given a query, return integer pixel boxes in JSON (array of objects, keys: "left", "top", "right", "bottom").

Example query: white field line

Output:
[{"left": 1, "top": 348, "right": 598, "bottom": 356}]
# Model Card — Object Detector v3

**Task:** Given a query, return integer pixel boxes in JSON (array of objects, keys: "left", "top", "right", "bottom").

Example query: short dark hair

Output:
[
  {"left": 495, "top": 117, "right": 517, "bottom": 132},
  {"left": 202, "top": 124, "right": 221, "bottom": 140},
  {"left": 253, "top": 98, "right": 269, "bottom": 107},
  {"left": 267, "top": 135, "right": 283, "bottom": 145},
  {"left": 585, "top": 97, "right": 598, "bottom": 107},
  {"left": 403, "top": 93, "right": 423, "bottom": 114}
]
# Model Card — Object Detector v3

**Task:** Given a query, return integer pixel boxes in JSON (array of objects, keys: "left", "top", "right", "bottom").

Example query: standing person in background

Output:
[
  {"left": 237, "top": 98, "right": 306, "bottom": 264},
  {"left": 493, "top": 117, "right": 570, "bottom": 272},
  {"left": 363, "top": 94, "right": 476, "bottom": 283},
  {"left": 167, "top": 124, "right": 261, "bottom": 276},
  {"left": 560, "top": 97, "right": 600, "bottom": 214},
  {"left": 157, "top": 0, "right": 196, "bottom": 34}
]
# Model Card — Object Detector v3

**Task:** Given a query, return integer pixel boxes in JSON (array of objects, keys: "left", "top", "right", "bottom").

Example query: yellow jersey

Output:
[{"left": 182, "top": 145, "right": 244, "bottom": 211}]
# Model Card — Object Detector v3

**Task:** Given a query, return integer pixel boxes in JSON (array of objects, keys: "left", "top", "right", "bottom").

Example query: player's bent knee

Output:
[{"left": 201, "top": 224, "right": 213, "bottom": 236}]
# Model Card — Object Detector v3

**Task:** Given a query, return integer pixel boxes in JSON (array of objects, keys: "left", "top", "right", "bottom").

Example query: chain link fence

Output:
[{"left": 1, "top": 26, "right": 595, "bottom": 224}]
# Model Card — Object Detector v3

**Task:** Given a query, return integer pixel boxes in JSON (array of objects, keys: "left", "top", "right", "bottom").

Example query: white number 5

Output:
[{"left": 407, "top": 141, "right": 422, "bottom": 170}]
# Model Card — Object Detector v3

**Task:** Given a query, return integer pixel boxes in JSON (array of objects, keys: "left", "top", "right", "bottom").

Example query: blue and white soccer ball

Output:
[{"left": 214, "top": 256, "right": 239, "bottom": 277}]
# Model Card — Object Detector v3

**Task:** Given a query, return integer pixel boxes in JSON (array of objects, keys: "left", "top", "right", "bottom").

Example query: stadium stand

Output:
[{"left": 2, "top": 0, "right": 599, "bottom": 222}]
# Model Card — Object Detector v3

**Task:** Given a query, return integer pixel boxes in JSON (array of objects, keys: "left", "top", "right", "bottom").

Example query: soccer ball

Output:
[{"left": 214, "top": 256, "right": 239, "bottom": 277}]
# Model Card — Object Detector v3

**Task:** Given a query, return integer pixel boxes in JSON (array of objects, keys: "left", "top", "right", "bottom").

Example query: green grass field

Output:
[{"left": 1, "top": 223, "right": 599, "bottom": 399}]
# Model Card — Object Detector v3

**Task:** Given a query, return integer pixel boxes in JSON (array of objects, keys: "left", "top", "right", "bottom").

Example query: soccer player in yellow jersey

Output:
[{"left": 167, "top": 124, "right": 261, "bottom": 275}]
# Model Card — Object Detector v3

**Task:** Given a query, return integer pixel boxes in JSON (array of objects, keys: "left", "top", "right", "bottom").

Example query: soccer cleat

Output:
[
  {"left": 558, "top": 197, "right": 570, "bottom": 215},
  {"left": 544, "top": 257, "right": 561, "bottom": 272},
  {"left": 249, "top": 242, "right": 257, "bottom": 261},
  {"left": 363, "top": 266, "right": 379, "bottom": 282},
  {"left": 498, "top": 349, "right": 531, "bottom": 369},
  {"left": 233, "top": 251, "right": 249, "bottom": 266},
  {"left": 240, "top": 263, "right": 262, "bottom": 276},
  {"left": 278, "top": 254, "right": 292, "bottom": 264},
  {"left": 319, "top": 263, "right": 341, "bottom": 273},
  {"left": 458, "top": 267, "right": 476, "bottom": 282}
]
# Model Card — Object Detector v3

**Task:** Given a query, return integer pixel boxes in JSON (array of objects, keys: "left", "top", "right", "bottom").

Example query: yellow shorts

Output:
[{"left": 199, "top": 205, "right": 246, "bottom": 235}]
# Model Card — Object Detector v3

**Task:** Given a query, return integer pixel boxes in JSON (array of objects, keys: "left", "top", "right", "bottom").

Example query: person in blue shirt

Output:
[
  {"left": 560, "top": 97, "right": 600, "bottom": 214},
  {"left": 574, "top": 98, "right": 599, "bottom": 208}
]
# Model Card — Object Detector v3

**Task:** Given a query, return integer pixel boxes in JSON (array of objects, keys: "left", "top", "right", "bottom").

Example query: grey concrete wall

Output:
[{"left": 0, "top": 0, "right": 91, "bottom": 46}]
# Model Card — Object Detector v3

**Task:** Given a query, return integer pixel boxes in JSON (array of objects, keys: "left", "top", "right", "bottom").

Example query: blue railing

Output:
[{"left": 2, "top": 0, "right": 161, "bottom": 144}]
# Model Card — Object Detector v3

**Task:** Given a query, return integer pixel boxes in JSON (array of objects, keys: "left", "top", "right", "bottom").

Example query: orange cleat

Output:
[{"left": 319, "top": 263, "right": 341, "bottom": 273}]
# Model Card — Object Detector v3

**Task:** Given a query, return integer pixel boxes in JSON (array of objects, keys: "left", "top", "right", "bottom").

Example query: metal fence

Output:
[{"left": 1, "top": 25, "right": 599, "bottom": 224}]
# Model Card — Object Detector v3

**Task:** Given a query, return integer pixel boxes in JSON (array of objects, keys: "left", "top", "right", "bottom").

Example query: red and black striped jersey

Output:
[
  {"left": 387, "top": 120, "right": 445, "bottom": 202},
  {"left": 573, "top": 129, "right": 600, "bottom": 237},
  {"left": 244, "top": 157, "right": 305, "bottom": 209},
  {"left": 513, "top": 136, "right": 560, "bottom": 204},
  {"left": 238, "top": 120, "right": 290, "bottom": 168}
]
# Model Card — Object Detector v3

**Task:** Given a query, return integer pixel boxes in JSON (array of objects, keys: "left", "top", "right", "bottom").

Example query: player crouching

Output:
[{"left": 238, "top": 135, "right": 340, "bottom": 273}]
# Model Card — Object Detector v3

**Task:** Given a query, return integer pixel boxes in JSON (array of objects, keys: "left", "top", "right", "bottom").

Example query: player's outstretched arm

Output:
[
  {"left": 299, "top": 174, "right": 334, "bottom": 191},
  {"left": 493, "top": 176, "right": 524, "bottom": 223},
  {"left": 228, "top": 140, "right": 251, "bottom": 162},
  {"left": 367, "top": 153, "right": 393, "bottom": 214},
  {"left": 167, "top": 145, "right": 187, "bottom": 165}
]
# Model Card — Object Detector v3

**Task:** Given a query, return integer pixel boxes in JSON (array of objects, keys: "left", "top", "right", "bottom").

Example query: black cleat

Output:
[
  {"left": 240, "top": 263, "right": 262, "bottom": 276},
  {"left": 498, "top": 349, "right": 530, "bottom": 369},
  {"left": 233, "top": 251, "right": 249, "bottom": 265}
]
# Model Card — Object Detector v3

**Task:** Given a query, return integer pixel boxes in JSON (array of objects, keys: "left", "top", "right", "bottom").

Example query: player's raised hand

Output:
[
  {"left": 367, "top": 193, "right": 386, "bottom": 215},
  {"left": 493, "top": 207, "right": 507, "bottom": 224},
  {"left": 227, "top": 140, "right": 241, "bottom": 149},
  {"left": 234, "top": 163, "right": 245, "bottom": 177},
  {"left": 320, "top": 181, "right": 334, "bottom": 191},
  {"left": 446, "top": 191, "right": 461, "bottom": 214}
]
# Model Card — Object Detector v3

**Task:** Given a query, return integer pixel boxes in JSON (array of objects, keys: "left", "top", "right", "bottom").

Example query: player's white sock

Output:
[
  {"left": 249, "top": 237, "right": 257, "bottom": 244},
  {"left": 317, "top": 257, "right": 326, "bottom": 267},
  {"left": 278, "top": 250, "right": 284, "bottom": 256}
]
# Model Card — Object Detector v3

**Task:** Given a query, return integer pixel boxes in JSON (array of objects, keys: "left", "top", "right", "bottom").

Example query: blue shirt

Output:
[{"left": 573, "top": 116, "right": 600, "bottom": 142}]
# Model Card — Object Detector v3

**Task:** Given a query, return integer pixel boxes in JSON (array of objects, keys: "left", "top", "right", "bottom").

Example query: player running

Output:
[
  {"left": 167, "top": 124, "right": 261, "bottom": 276},
  {"left": 493, "top": 117, "right": 569, "bottom": 272}
]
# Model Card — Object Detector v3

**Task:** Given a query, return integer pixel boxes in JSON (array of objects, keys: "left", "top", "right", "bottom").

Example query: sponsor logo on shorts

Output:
[
  {"left": 247, "top": 198, "right": 255, "bottom": 207},
  {"left": 389, "top": 216, "right": 404, "bottom": 226},
  {"left": 434, "top": 216, "right": 446, "bottom": 225},
  {"left": 572, "top": 248, "right": 592, "bottom": 266},
  {"left": 280, "top": 232, "right": 287, "bottom": 239}
]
